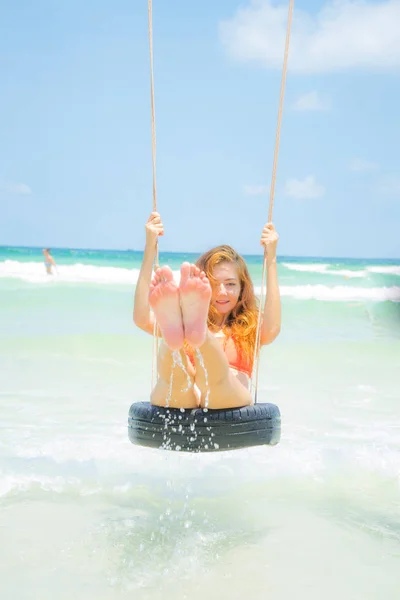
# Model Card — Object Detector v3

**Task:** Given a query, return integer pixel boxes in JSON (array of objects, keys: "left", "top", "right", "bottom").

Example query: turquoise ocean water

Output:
[{"left": 0, "top": 246, "right": 399, "bottom": 599}]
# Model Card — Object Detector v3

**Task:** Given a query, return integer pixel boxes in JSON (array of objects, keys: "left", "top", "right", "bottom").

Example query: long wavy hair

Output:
[{"left": 195, "top": 245, "right": 259, "bottom": 362}]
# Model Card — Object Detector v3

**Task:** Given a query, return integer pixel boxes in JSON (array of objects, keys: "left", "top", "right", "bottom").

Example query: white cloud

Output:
[
  {"left": 292, "top": 91, "right": 330, "bottom": 111},
  {"left": 7, "top": 183, "right": 32, "bottom": 195},
  {"left": 349, "top": 158, "right": 379, "bottom": 172},
  {"left": 284, "top": 176, "right": 325, "bottom": 199},
  {"left": 0, "top": 179, "right": 32, "bottom": 195},
  {"left": 378, "top": 176, "right": 400, "bottom": 196},
  {"left": 243, "top": 184, "right": 269, "bottom": 196},
  {"left": 219, "top": 0, "right": 400, "bottom": 73}
]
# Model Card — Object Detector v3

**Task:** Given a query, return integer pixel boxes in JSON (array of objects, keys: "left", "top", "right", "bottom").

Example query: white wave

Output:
[
  {"left": 0, "top": 259, "right": 186, "bottom": 286},
  {"left": 356, "top": 385, "right": 377, "bottom": 393},
  {"left": 331, "top": 269, "right": 367, "bottom": 278},
  {"left": 0, "top": 259, "right": 141, "bottom": 285},
  {"left": 0, "top": 472, "right": 80, "bottom": 497},
  {"left": 282, "top": 262, "right": 367, "bottom": 278},
  {"left": 2, "top": 260, "right": 400, "bottom": 302},
  {"left": 255, "top": 284, "right": 400, "bottom": 302},
  {"left": 282, "top": 262, "right": 329, "bottom": 273},
  {"left": 367, "top": 265, "right": 400, "bottom": 276}
]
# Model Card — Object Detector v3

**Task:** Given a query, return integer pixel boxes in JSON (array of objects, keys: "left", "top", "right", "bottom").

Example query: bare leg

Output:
[
  {"left": 150, "top": 344, "right": 198, "bottom": 409},
  {"left": 193, "top": 333, "right": 253, "bottom": 409},
  {"left": 150, "top": 338, "right": 251, "bottom": 410},
  {"left": 179, "top": 263, "right": 252, "bottom": 410},
  {"left": 149, "top": 265, "right": 198, "bottom": 408}
]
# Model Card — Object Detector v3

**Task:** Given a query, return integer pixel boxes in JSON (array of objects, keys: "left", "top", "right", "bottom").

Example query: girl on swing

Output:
[{"left": 133, "top": 212, "right": 281, "bottom": 410}]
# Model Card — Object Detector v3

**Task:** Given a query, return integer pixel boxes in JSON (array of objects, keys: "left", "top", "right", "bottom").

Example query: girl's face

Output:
[{"left": 210, "top": 261, "right": 241, "bottom": 315}]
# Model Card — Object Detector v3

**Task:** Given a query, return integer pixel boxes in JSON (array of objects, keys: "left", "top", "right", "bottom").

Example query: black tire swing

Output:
[{"left": 128, "top": 0, "right": 295, "bottom": 453}]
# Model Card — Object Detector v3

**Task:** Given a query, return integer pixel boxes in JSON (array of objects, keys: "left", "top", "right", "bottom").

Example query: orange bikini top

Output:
[{"left": 185, "top": 334, "right": 253, "bottom": 377}]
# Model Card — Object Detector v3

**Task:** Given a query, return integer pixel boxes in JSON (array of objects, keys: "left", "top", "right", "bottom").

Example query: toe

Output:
[
  {"left": 160, "top": 265, "right": 173, "bottom": 281},
  {"left": 180, "top": 262, "right": 191, "bottom": 281}
]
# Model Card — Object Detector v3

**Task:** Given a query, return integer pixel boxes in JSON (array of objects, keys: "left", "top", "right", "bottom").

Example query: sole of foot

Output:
[
  {"left": 149, "top": 265, "right": 184, "bottom": 350},
  {"left": 179, "top": 262, "right": 211, "bottom": 348}
]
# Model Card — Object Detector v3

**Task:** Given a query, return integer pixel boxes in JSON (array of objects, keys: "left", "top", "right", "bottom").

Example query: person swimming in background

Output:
[
  {"left": 42, "top": 248, "right": 57, "bottom": 275},
  {"left": 133, "top": 212, "right": 281, "bottom": 410}
]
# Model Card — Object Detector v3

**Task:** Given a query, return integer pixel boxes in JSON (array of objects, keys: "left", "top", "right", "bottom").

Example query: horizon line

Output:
[{"left": 0, "top": 244, "right": 399, "bottom": 262}]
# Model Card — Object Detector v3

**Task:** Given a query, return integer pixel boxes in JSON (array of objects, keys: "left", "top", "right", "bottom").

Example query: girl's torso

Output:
[
  {"left": 184, "top": 330, "right": 253, "bottom": 388},
  {"left": 214, "top": 331, "right": 252, "bottom": 388}
]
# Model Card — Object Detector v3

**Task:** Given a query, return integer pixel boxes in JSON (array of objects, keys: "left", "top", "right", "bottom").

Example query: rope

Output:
[
  {"left": 148, "top": 0, "right": 157, "bottom": 216},
  {"left": 148, "top": 0, "right": 160, "bottom": 389},
  {"left": 252, "top": 0, "right": 294, "bottom": 403}
]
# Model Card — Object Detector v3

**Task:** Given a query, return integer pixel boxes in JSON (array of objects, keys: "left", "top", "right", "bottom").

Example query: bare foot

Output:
[
  {"left": 149, "top": 266, "right": 184, "bottom": 350},
  {"left": 179, "top": 262, "right": 211, "bottom": 347}
]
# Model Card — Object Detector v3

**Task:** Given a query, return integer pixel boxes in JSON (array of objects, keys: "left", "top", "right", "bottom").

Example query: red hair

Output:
[{"left": 195, "top": 245, "right": 259, "bottom": 363}]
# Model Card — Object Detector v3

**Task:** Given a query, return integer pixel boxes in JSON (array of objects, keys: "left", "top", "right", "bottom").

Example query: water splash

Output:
[
  {"left": 175, "top": 352, "right": 193, "bottom": 393},
  {"left": 195, "top": 349, "right": 209, "bottom": 411},
  {"left": 165, "top": 351, "right": 193, "bottom": 409}
]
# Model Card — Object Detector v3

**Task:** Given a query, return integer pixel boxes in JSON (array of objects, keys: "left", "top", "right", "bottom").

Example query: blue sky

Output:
[{"left": 0, "top": 0, "right": 399, "bottom": 258}]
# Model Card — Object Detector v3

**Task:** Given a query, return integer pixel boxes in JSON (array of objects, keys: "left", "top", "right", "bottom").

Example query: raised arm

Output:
[
  {"left": 259, "top": 222, "right": 281, "bottom": 346},
  {"left": 133, "top": 212, "right": 164, "bottom": 334}
]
